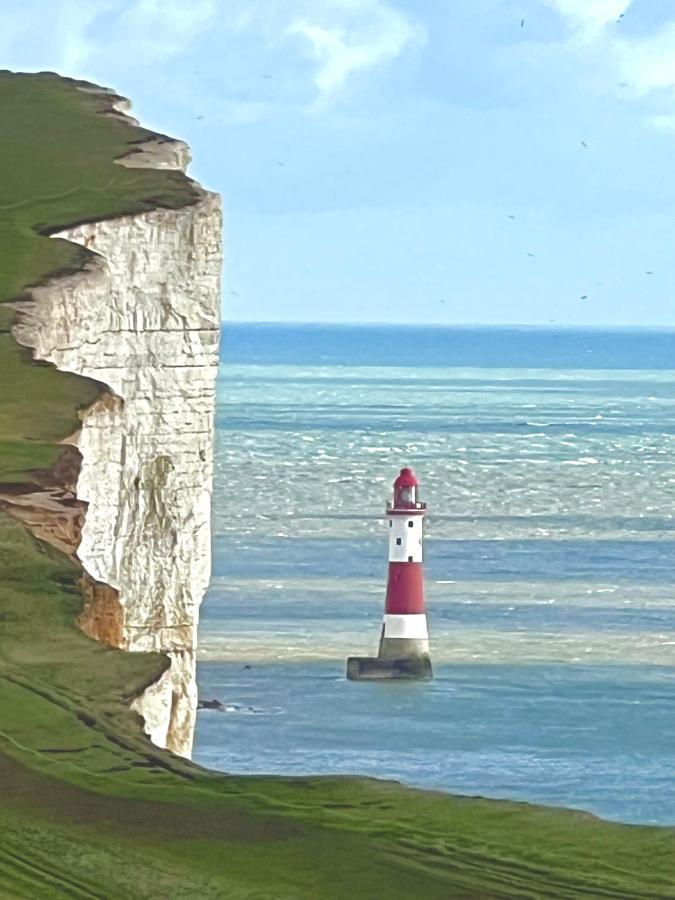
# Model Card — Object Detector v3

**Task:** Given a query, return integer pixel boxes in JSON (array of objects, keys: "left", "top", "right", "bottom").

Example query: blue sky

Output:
[{"left": 4, "top": 0, "right": 675, "bottom": 325}]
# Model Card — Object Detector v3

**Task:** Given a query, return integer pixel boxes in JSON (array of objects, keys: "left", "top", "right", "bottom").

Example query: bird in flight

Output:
[
  {"left": 508, "top": 214, "right": 516, "bottom": 219},
  {"left": 521, "top": 17, "right": 525, "bottom": 27},
  {"left": 581, "top": 141, "right": 588, "bottom": 148},
  {"left": 196, "top": 115, "right": 204, "bottom": 120},
  {"left": 277, "top": 161, "right": 285, "bottom": 167},
  {"left": 616, "top": 12, "right": 625, "bottom": 22},
  {"left": 580, "top": 295, "right": 588, "bottom": 300},
  {"left": 646, "top": 271, "right": 654, "bottom": 275},
  {"left": 527, "top": 252, "right": 536, "bottom": 258}
]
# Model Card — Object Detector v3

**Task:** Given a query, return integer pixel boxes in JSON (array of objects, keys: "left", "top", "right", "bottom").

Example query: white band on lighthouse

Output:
[
  {"left": 388, "top": 514, "right": 423, "bottom": 562},
  {"left": 382, "top": 613, "right": 429, "bottom": 640}
]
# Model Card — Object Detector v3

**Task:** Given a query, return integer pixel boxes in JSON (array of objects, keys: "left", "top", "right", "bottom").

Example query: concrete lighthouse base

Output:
[
  {"left": 347, "top": 619, "right": 433, "bottom": 681},
  {"left": 346, "top": 655, "right": 432, "bottom": 681}
]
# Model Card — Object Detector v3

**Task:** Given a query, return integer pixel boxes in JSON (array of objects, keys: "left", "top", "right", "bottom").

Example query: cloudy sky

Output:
[{"left": 4, "top": 0, "right": 675, "bottom": 325}]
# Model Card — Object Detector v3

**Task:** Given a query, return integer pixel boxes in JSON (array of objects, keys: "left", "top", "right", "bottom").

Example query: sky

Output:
[{"left": 3, "top": 0, "right": 675, "bottom": 326}]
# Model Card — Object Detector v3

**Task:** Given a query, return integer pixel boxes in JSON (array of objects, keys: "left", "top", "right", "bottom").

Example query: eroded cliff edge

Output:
[{"left": 8, "top": 82, "right": 221, "bottom": 757}]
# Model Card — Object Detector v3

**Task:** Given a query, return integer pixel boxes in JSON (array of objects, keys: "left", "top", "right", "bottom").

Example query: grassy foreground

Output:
[
  {"left": 3, "top": 516, "right": 675, "bottom": 900},
  {"left": 1, "top": 70, "right": 675, "bottom": 899}
]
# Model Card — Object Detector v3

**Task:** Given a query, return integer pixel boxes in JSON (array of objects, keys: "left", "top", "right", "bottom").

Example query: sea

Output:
[{"left": 194, "top": 324, "right": 675, "bottom": 826}]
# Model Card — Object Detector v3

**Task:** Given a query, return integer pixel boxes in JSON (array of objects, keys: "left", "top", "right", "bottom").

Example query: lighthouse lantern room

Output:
[{"left": 347, "top": 467, "right": 433, "bottom": 681}]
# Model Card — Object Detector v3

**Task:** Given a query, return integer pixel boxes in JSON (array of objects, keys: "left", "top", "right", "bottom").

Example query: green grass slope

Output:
[{"left": 1, "top": 70, "right": 675, "bottom": 899}]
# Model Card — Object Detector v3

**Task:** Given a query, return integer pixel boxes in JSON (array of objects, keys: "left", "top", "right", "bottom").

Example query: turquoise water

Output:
[{"left": 195, "top": 325, "right": 675, "bottom": 825}]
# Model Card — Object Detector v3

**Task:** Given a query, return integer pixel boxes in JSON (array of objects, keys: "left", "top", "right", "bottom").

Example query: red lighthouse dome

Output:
[
  {"left": 394, "top": 467, "right": 418, "bottom": 487},
  {"left": 390, "top": 467, "right": 426, "bottom": 512}
]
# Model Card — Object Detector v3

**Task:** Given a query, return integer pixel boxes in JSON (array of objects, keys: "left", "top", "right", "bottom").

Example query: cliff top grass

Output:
[
  {"left": 0, "top": 70, "right": 199, "bottom": 481},
  {"left": 0, "top": 70, "right": 199, "bottom": 304},
  {"left": 2, "top": 69, "right": 675, "bottom": 899}
]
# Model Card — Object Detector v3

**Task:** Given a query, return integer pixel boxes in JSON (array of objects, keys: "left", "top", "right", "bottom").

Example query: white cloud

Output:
[
  {"left": 105, "top": 0, "right": 425, "bottom": 106},
  {"left": 115, "top": 0, "right": 217, "bottom": 61},
  {"left": 0, "top": 1, "right": 117, "bottom": 74},
  {"left": 286, "top": 2, "right": 425, "bottom": 103},
  {"left": 1, "top": 0, "right": 423, "bottom": 117},
  {"left": 55, "top": 1, "right": 117, "bottom": 72},
  {"left": 0, "top": 0, "right": 218, "bottom": 75},
  {"left": 613, "top": 22, "right": 675, "bottom": 95},
  {"left": 542, "top": 1, "right": 675, "bottom": 131},
  {"left": 649, "top": 113, "right": 675, "bottom": 133},
  {"left": 543, "top": 0, "right": 631, "bottom": 36}
]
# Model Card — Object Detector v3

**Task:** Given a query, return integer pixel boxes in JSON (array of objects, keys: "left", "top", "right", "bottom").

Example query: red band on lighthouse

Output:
[{"left": 385, "top": 562, "right": 425, "bottom": 614}]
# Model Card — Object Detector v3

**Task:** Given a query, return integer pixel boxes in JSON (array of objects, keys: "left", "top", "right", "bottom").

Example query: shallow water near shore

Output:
[{"left": 195, "top": 324, "right": 675, "bottom": 825}]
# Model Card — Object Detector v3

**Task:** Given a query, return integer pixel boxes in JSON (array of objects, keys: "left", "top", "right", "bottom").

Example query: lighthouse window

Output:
[
  {"left": 408, "top": 555, "right": 414, "bottom": 562},
  {"left": 408, "top": 520, "right": 414, "bottom": 527},
  {"left": 396, "top": 538, "right": 402, "bottom": 546},
  {"left": 400, "top": 486, "right": 415, "bottom": 504}
]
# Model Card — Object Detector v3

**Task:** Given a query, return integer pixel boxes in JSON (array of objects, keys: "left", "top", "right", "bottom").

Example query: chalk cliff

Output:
[{"left": 10, "top": 89, "right": 221, "bottom": 757}]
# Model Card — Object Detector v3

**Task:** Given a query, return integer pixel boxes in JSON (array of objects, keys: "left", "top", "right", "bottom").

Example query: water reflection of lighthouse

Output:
[{"left": 347, "top": 467, "right": 432, "bottom": 681}]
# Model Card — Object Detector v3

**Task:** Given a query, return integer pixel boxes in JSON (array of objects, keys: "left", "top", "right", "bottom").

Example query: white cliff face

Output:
[{"left": 11, "top": 111, "right": 221, "bottom": 757}]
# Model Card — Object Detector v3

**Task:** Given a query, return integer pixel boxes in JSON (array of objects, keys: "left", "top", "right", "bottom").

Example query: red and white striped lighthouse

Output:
[
  {"left": 379, "top": 467, "right": 430, "bottom": 663},
  {"left": 347, "top": 467, "right": 432, "bottom": 680}
]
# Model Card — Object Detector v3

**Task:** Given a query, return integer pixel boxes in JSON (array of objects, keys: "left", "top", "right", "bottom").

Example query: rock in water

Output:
[{"left": 198, "top": 698, "right": 226, "bottom": 711}]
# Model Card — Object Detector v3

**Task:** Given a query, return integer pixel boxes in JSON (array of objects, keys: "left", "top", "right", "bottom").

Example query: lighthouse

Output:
[{"left": 347, "top": 467, "right": 432, "bottom": 681}]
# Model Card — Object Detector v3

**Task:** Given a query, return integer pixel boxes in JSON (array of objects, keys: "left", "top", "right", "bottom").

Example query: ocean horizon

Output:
[{"left": 196, "top": 323, "right": 675, "bottom": 826}]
